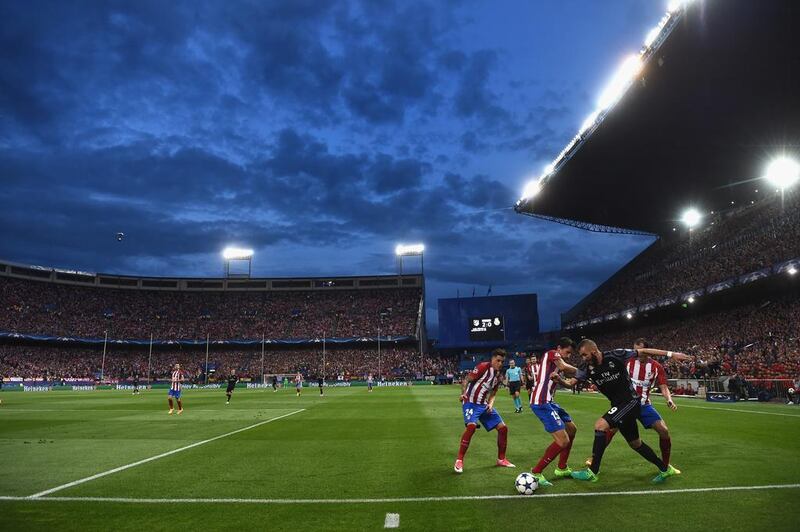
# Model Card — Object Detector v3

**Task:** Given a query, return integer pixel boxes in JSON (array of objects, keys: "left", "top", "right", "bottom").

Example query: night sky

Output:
[{"left": 0, "top": 1, "right": 664, "bottom": 333}]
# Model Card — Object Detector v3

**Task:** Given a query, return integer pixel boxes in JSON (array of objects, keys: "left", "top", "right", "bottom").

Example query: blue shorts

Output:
[
  {"left": 639, "top": 403, "right": 662, "bottom": 428},
  {"left": 168, "top": 389, "right": 181, "bottom": 399},
  {"left": 462, "top": 402, "right": 504, "bottom": 432},
  {"left": 531, "top": 402, "right": 573, "bottom": 433}
]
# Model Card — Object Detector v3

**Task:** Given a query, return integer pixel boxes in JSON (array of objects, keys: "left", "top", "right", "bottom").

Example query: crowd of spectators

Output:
[
  {"left": 0, "top": 345, "right": 457, "bottom": 381},
  {"left": 586, "top": 296, "right": 800, "bottom": 380},
  {"left": 572, "top": 191, "right": 800, "bottom": 322},
  {"left": 0, "top": 280, "right": 421, "bottom": 341}
]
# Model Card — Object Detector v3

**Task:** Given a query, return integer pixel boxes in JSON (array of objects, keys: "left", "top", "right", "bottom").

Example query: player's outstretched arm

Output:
[
  {"left": 660, "top": 383, "right": 677, "bottom": 410},
  {"left": 638, "top": 348, "right": 690, "bottom": 362},
  {"left": 553, "top": 356, "right": 578, "bottom": 374}
]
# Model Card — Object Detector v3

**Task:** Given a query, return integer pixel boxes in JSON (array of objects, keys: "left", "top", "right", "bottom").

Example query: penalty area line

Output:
[
  {"left": 26, "top": 409, "right": 306, "bottom": 499},
  {"left": 3, "top": 483, "right": 799, "bottom": 504}
]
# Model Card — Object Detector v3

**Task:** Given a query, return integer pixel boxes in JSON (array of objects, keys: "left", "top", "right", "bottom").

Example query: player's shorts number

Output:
[
  {"left": 550, "top": 411, "right": 561, "bottom": 422},
  {"left": 607, "top": 406, "right": 618, "bottom": 415},
  {"left": 464, "top": 408, "right": 474, "bottom": 421}
]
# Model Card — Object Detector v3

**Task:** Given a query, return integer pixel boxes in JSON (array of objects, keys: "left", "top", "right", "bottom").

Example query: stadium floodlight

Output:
[
  {"left": 521, "top": 180, "right": 542, "bottom": 200},
  {"left": 395, "top": 243, "right": 425, "bottom": 256},
  {"left": 681, "top": 208, "right": 702, "bottom": 228},
  {"left": 597, "top": 54, "right": 643, "bottom": 111},
  {"left": 667, "top": 0, "right": 694, "bottom": 14},
  {"left": 764, "top": 156, "right": 800, "bottom": 190},
  {"left": 543, "top": 162, "right": 556, "bottom": 176},
  {"left": 579, "top": 110, "right": 600, "bottom": 136},
  {"left": 625, "top": 312, "right": 633, "bottom": 320},
  {"left": 789, "top": 266, "right": 798, "bottom": 276},
  {"left": 222, "top": 247, "right": 254, "bottom": 260},
  {"left": 687, "top": 296, "right": 695, "bottom": 304}
]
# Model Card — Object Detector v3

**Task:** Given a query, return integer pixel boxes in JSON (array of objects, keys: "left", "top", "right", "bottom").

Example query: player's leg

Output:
[
  {"left": 555, "top": 418, "right": 576, "bottom": 476},
  {"left": 572, "top": 413, "right": 615, "bottom": 481},
  {"left": 640, "top": 404, "right": 676, "bottom": 471},
  {"left": 480, "top": 409, "right": 513, "bottom": 467},
  {"left": 530, "top": 404, "right": 569, "bottom": 486},
  {"left": 176, "top": 391, "right": 183, "bottom": 414},
  {"left": 620, "top": 415, "right": 675, "bottom": 481},
  {"left": 168, "top": 395, "right": 174, "bottom": 414},
  {"left": 455, "top": 403, "right": 483, "bottom": 473}
]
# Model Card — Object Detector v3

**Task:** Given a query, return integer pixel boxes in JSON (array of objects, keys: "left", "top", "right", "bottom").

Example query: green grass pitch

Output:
[{"left": 1, "top": 386, "right": 799, "bottom": 531}]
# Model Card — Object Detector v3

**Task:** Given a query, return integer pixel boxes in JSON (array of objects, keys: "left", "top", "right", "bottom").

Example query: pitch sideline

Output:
[{"left": 2, "top": 483, "right": 798, "bottom": 504}]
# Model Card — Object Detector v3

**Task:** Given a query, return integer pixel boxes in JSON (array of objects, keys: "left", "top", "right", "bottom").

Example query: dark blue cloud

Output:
[{"left": 0, "top": 0, "right": 667, "bottom": 330}]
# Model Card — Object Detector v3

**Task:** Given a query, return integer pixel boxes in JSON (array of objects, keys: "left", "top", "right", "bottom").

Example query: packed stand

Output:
[
  {"left": 572, "top": 191, "right": 800, "bottom": 322},
  {"left": 0, "top": 345, "right": 457, "bottom": 382},
  {"left": 583, "top": 297, "right": 800, "bottom": 380},
  {"left": 0, "top": 279, "right": 421, "bottom": 340}
]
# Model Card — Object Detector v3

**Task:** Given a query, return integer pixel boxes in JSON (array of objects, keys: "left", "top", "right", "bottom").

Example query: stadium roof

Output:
[{"left": 515, "top": 0, "right": 800, "bottom": 236}]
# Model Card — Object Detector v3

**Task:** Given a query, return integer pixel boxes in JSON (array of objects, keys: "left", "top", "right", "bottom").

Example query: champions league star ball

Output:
[
  {"left": 788, "top": 387, "right": 795, "bottom": 395},
  {"left": 515, "top": 472, "right": 538, "bottom": 495}
]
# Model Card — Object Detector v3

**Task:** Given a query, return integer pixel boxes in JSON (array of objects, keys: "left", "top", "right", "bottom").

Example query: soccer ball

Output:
[
  {"left": 788, "top": 387, "right": 795, "bottom": 395},
  {"left": 515, "top": 472, "right": 538, "bottom": 495}
]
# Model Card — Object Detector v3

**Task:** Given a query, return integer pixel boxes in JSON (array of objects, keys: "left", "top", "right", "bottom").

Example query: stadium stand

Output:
[
  {"left": 0, "top": 345, "right": 457, "bottom": 381},
  {"left": 0, "top": 276, "right": 421, "bottom": 340},
  {"left": 586, "top": 296, "right": 800, "bottom": 380},
  {"left": 570, "top": 191, "right": 800, "bottom": 324},
  {"left": 0, "top": 265, "right": 452, "bottom": 381}
]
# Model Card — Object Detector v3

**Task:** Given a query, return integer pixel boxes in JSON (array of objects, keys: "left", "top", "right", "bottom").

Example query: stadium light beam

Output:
[
  {"left": 764, "top": 156, "right": 800, "bottom": 190},
  {"left": 222, "top": 247, "right": 254, "bottom": 260},
  {"left": 681, "top": 208, "right": 702, "bottom": 229},
  {"left": 521, "top": 180, "right": 541, "bottom": 201},
  {"left": 395, "top": 243, "right": 425, "bottom": 257},
  {"left": 597, "top": 54, "right": 643, "bottom": 111}
]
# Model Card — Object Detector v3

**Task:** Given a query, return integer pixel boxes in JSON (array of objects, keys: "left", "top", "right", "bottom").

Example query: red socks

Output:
[
  {"left": 457, "top": 424, "right": 477, "bottom": 460},
  {"left": 660, "top": 437, "right": 671, "bottom": 466},
  {"left": 605, "top": 430, "right": 615, "bottom": 444},
  {"left": 497, "top": 425, "right": 508, "bottom": 460},
  {"left": 557, "top": 439, "right": 573, "bottom": 469},
  {"left": 533, "top": 442, "right": 562, "bottom": 474}
]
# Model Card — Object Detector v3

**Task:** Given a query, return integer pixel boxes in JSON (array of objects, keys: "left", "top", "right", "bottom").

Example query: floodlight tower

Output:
[
  {"left": 222, "top": 247, "right": 254, "bottom": 278},
  {"left": 395, "top": 243, "right": 427, "bottom": 369},
  {"left": 764, "top": 156, "right": 800, "bottom": 208}
]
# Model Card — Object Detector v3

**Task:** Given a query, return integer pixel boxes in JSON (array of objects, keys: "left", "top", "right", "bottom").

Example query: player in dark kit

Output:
[
  {"left": 132, "top": 372, "right": 140, "bottom": 395},
  {"left": 317, "top": 376, "right": 324, "bottom": 396},
  {"left": 225, "top": 370, "right": 238, "bottom": 405},
  {"left": 272, "top": 375, "right": 279, "bottom": 392},
  {"left": 559, "top": 339, "right": 690, "bottom": 484}
]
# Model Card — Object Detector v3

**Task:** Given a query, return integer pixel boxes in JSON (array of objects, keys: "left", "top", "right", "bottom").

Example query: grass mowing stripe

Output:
[
  {"left": 571, "top": 392, "right": 800, "bottom": 417},
  {"left": 3, "top": 483, "right": 798, "bottom": 504},
  {"left": 27, "top": 409, "right": 306, "bottom": 499}
]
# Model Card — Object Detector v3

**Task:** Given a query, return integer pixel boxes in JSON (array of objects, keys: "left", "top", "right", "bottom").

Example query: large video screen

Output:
[
  {"left": 468, "top": 316, "right": 505, "bottom": 342},
  {"left": 438, "top": 294, "right": 538, "bottom": 348}
]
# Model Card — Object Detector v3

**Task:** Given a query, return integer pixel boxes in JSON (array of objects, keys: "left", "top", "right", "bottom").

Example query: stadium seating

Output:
[
  {"left": 0, "top": 345, "right": 457, "bottom": 381},
  {"left": 571, "top": 191, "right": 800, "bottom": 323},
  {"left": 584, "top": 297, "right": 800, "bottom": 380},
  {"left": 0, "top": 278, "right": 421, "bottom": 340}
]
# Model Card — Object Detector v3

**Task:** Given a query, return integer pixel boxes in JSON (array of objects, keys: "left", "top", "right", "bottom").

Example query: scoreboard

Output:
[
  {"left": 437, "top": 294, "right": 538, "bottom": 348},
  {"left": 468, "top": 316, "right": 505, "bottom": 342}
]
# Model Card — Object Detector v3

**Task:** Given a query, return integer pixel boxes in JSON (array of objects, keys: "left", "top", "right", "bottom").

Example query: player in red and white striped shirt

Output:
[
  {"left": 454, "top": 349, "right": 514, "bottom": 473},
  {"left": 528, "top": 338, "right": 580, "bottom": 486},
  {"left": 167, "top": 363, "right": 184, "bottom": 415},
  {"left": 589, "top": 339, "right": 679, "bottom": 471}
]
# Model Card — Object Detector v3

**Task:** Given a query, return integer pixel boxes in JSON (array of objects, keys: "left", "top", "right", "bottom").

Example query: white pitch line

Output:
[
  {"left": 26, "top": 409, "right": 305, "bottom": 499},
  {"left": 384, "top": 513, "right": 400, "bottom": 528},
  {"left": 2, "top": 483, "right": 797, "bottom": 504},
  {"left": 571, "top": 393, "right": 800, "bottom": 418}
]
